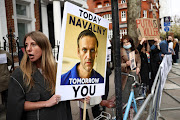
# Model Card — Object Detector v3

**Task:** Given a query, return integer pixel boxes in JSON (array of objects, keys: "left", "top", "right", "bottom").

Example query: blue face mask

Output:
[{"left": 123, "top": 44, "right": 132, "bottom": 49}]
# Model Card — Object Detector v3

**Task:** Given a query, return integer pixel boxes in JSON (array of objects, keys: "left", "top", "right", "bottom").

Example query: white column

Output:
[
  {"left": 53, "top": 0, "right": 61, "bottom": 45},
  {"left": 41, "top": 2, "right": 49, "bottom": 39},
  {"left": 0, "top": 0, "right": 8, "bottom": 47}
]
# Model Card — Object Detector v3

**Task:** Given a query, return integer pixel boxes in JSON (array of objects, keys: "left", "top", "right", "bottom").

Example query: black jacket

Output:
[
  {"left": 137, "top": 44, "right": 151, "bottom": 85},
  {"left": 7, "top": 68, "right": 72, "bottom": 120}
]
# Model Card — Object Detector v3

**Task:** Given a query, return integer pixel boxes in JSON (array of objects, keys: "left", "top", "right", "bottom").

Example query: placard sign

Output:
[
  {"left": 55, "top": 2, "right": 109, "bottom": 101},
  {"left": 136, "top": 18, "right": 160, "bottom": 40},
  {"left": 129, "top": 51, "right": 136, "bottom": 70}
]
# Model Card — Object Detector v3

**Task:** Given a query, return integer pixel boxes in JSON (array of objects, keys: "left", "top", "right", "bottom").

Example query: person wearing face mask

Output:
[
  {"left": 120, "top": 35, "right": 141, "bottom": 104},
  {"left": 159, "top": 35, "right": 174, "bottom": 60}
]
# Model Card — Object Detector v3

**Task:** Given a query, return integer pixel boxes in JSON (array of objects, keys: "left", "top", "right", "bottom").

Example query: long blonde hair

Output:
[{"left": 20, "top": 31, "right": 56, "bottom": 94}]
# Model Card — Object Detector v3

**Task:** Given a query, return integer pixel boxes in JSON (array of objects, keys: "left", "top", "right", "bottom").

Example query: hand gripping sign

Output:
[{"left": 55, "top": 2, "right": 109, "bottom": 101}]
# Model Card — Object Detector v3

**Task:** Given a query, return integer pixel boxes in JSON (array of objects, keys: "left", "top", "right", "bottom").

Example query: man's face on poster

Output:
[{"left": 78, "top": 36, "right": 98, "bottom": 72}]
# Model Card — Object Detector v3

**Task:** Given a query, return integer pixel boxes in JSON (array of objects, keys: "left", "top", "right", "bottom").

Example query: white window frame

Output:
[
  {"left": 105, "top": 3, "right": 110, "bottom": 7},
  {"left": 121, "top": 0, "right": 126, "bottom": 4},
  {"left": 120, "top": 29, "right": 127, "bottom": 39},
  {"left": 121, "top": 11, "right": 126, "bottom": 21},
  {"left": 143, "top": 10, "right": 147, "bottom": 18},
  {"left": 102, "top": 14, "right": 112, "bottom": 23},
  {"left": 12, "top": 0, "right": 36, "bottom": 47},
  {"left": 97, "top": 4, "right": 102, "bottom": 8}
]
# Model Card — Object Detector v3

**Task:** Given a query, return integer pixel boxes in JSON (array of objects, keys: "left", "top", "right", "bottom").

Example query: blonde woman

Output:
[{"left": 7, "top": 31, "right": 72, "bottom": 120}]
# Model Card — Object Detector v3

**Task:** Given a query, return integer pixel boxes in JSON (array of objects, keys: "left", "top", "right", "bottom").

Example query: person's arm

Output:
[
  {"left": 137, "top": 38, "right": 146, "bottom": 53},
  {"left": 137, "top": 44, "right": 143, "bottom": 53},
  {"left": 24, "top": 94, "right": 60, "bottom": 111},
  {"left": 7, "top": 76, "right": 25, "bottom": 120}
]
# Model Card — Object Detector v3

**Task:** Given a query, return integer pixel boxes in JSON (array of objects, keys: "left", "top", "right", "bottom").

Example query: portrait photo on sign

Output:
[{"left": 60, "top": 13, "right": 107, "bottom": 86}]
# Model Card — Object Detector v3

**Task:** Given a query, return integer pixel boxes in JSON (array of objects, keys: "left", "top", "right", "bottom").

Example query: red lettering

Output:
[
  {"left": 148, "top": 19, "right": 154, "bottom": 28},
  {"left": 136, "top": 19, "right": 141, "bottom": 28}
]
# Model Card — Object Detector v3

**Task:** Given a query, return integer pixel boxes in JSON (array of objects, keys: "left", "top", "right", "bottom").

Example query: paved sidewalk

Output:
[
  {"left": 1, "top": 63, "right": 180, "bottom": 120},
  {"left": 159, "top": 63, "right": 180, "bottom": 120}
]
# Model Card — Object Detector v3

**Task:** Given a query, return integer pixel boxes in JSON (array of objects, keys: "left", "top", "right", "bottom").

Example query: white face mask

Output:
[{"left": 123, "top": 44, "right": 132, "bottom": 49}]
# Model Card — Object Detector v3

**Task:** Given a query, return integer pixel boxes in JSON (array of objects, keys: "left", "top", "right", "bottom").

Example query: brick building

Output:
[
  {"left": 0, "top": 0, "right": 88, "bottom": 49},
  {"left": 87, "top": 0, "right": 160, "bottom": 40}
]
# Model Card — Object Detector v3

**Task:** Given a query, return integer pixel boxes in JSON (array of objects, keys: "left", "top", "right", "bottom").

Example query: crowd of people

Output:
[
  {"left": 120, "top": 34, "right": 179, "bottom": 104},
  {"left": 0, "top": 30, "right": 179, "bottom": 120}
]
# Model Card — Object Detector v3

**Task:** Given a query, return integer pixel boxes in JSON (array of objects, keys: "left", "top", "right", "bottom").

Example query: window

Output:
[
  {"left": 14, "top": 1, "right": 35, "bottom": 47},
  {"left": 108, "top": 29, "right": 113, "bottom": 40},
  {"left": 121, "top": 0, "right": 126, "bottom": 4},
  {"left": 103, "top": 14, "right": 112, "bottom": 23},
  {"left": 121, "top": 11, "right": 126, "bottom": 21},
  {"left": 16, "top": 4, "right": 27, "bottom": 16},
  {"left": 18, "top": 23, "right": 27, "bottom": 46},
  {"left": 97, "top": 4, "right": 102, "bottom": 8},
  {"left": 143, "top": 10, "right": 147, "bottom": 18},
  {"left": 120, "top": 29, "right": 127, "bottom": 39},
  {"left": 105, "top": 3, "right": 110, "bottom": 7}
]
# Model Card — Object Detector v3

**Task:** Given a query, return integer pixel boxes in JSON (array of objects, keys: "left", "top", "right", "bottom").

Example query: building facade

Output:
[
  {"left": 0, "top": 0, "right": 88, "bottom": 49},
  {"left": 87, "top": 0, "right": 159, "bottom": 40}
]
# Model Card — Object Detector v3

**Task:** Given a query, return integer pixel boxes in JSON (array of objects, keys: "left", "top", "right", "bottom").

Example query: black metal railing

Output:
[{"left": 1, "top": 29, "right": 60, "bottom": 70}]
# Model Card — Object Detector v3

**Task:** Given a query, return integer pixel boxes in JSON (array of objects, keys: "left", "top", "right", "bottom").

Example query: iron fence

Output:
[{"left": 1, "top": 29, "right": 60, "bottom": 70}]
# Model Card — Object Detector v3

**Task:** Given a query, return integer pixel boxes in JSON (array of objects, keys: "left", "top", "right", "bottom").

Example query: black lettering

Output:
[
  {"left": 88, "top": 23, "right": 92, "bottom": 31},
  {"left": 73, "top": 86, "right": 80, "bottom": 97},
  {"left": 76, "top": 19, "right": 82, "bottom": 28},
  {"left": 81, "top": 86, "right": 88, "bottom": 96},
  {"left": 89, "top": 13, "right": 93, "bottom": 21},
  {"left": 103, "top": 29, "right": 106, "bottom": 35},
  {"left": 93, "top": 16, "right": 97, "bottom": 23},
  {"left": 89, "top": 85, "right": 96, "bottom": 95},
  {"left": 69, "top": 16, "right": 75, "bottom": 25},
  {"left": 82, "top": 20, "right": 88, "bottom": 29},
  {"left": 83, "top": 12, "right": 88, "bottom": 19},
  {"left": 97, "top": 26, "right": 101, "bottom": 34},
  {"left": 93, "top": 24, "right": 96, "bottom": 33},
  {"left": 79, "top": 9, "right": 83, "bottom": 17},
  {"left": 98, "top": 17, "right": 101, "bottom": 24}
]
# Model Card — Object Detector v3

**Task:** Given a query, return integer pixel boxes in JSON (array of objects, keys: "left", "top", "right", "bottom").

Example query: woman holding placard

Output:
[
  {"left": 120, "top": 35, "right": 141, "bottom": 104},
  {"left": 6, "top": 31, "right": 72, "bottom": 120}
]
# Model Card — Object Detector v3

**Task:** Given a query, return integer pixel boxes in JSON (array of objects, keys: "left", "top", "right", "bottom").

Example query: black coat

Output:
[
  {"left": 7, "top": 68, "right": 72, "bottom": 120},
  {"left": 150, "top": 45, "right": 161, "bottom": 81},
  {"left": 172, "top": 42, "right": 179, "bottom": 63},
  {"left": 137, "top": 44, "right": 151, "bottom": 85}
]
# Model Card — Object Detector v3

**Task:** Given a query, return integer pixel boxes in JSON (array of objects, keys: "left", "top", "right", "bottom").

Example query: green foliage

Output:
[{"left": 160, "top": 24, "right": 180, "bottom": 40}]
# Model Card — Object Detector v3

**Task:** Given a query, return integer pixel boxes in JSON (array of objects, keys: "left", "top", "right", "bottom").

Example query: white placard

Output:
[
  {"left": 55, "top": 2, "right": 109, "bottom": 101},
  {"left": 0, "top": 54, "right": 7, "bottom": 64},
  {"left": 129, "top": 51, "right": 136, "bottom": 70}
]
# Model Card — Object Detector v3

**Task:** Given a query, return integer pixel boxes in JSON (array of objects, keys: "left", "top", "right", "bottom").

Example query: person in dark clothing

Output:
[
  {"left": 172, "top": 38, "right": 179, "bottom": 63},
  {"left": 159, "top": 36, "right": 173, "bottom": 60},
  {"left": 137, "top": 38, "right": 151, "bottom": 88},
  {"left": 150, "top": 38, "right": 161, "bottom": 90},
  {"left": 7, "top": 31, "right": 73, "bottom": 120}
]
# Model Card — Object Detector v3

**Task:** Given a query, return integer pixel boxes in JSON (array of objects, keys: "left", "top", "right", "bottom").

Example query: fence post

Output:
[
  {"left": 3, "top": 37, "right": 6, "bottom": 51},
  {"left": 8, "top": 28, "right": 15, "bottom": 70}
]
